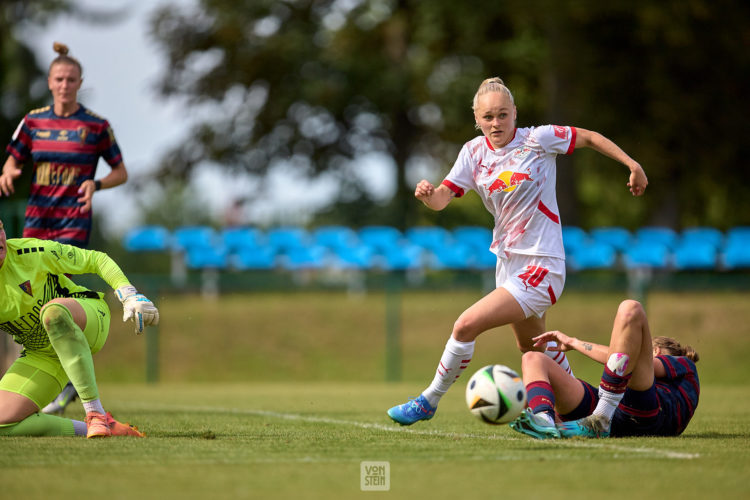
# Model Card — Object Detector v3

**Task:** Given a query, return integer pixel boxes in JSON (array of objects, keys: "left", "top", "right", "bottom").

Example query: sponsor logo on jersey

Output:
[
  {"left": 78, "top": 126, "right": 88, "bottom": 144},
  {"left": 512, "top": 146, "right": 533, "bottom": 159},
  {"left": 486, "top": 170, "right": 533, "bottom": 194},
  {"left": 35, "top": 162, "right": 79, "bottom": 186},
  {"left": 553, "top": 125, "right": 567, "bottom": 139}
]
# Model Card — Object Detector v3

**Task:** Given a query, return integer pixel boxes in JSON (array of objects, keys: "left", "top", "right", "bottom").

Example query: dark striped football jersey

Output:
[{"left": 6, "top": 104, "right": 123, "bottom": 247}]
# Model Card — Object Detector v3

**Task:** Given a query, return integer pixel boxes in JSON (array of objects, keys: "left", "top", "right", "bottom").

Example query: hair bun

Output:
[{"left": 53, "top": 42, "right": 69, "bottom": 56}]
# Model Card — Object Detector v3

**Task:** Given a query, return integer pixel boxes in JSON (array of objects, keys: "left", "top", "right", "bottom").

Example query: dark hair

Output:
[
  {"left": 653, "top": 336, "right": 700, "bottom": 363},
  {"left": 49, "top": 42, "right": 83, "bottom": 77}
]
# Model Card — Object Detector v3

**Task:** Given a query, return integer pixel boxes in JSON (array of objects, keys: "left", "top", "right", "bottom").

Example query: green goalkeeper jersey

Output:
[{"left": 0, "top": 238, "right": 131, "bottom": 350}]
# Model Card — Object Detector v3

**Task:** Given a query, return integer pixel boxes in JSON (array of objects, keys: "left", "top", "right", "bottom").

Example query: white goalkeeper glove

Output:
[{"left": 115, "top": 285, "right": 160, "bottom": 335}]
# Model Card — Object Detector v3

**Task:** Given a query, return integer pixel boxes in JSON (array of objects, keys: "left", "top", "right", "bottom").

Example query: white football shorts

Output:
[{"left": 495, "top": 252, "right": 566, "bottom": 319}]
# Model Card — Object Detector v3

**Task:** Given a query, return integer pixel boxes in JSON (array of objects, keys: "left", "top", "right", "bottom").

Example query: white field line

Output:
[{"left": 132, "top": 403, "right": 700, "bottom": 460}]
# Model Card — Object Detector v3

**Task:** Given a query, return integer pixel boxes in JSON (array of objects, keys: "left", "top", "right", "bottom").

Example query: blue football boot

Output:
[
  {"left": 509, "top": 408, "right": 560, "bottom": 439},
  {"left": 558, "top": 414, "right": 611, "bottom": 438},
  {"left": 387, "top": 395, "right": 436, "bottom": 425}
]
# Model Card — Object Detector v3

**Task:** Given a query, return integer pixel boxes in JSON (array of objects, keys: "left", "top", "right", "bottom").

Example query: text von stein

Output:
[{"left": 364, "top": 465, "right": 387, "bottom": 486}]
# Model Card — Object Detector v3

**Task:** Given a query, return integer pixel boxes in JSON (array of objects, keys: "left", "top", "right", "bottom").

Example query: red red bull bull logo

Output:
[{"left": 486, "top": 171, "right": 533, "bottom": 194}]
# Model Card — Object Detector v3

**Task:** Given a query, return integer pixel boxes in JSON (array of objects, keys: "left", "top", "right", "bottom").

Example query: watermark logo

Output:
[{"left": 360, "top": 461, "right": 390, "bottom": 491}]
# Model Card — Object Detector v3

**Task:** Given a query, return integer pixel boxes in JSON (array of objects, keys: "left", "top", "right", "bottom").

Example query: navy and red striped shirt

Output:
[
  {"left": 6, "top": 104, "right": 123, "bottom": 247},
  {"left": 612, "top": 355, "right": 700, "bottom": 436}
]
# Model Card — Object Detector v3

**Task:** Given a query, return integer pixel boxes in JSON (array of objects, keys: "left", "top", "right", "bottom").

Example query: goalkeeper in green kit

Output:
[{"left": 0, "top": 218, "right": 157, "bottom": 438}]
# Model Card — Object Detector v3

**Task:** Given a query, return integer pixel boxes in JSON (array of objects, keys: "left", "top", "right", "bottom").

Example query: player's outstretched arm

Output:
[
  {"left": 533, "top": 330, "right": 609, "bottom": 364},
  {"left": 415, "top": 180, "right": 454, "bottom": 211},
  {"left": 574, "top": 128, "right": 648, "bottom": 197}
]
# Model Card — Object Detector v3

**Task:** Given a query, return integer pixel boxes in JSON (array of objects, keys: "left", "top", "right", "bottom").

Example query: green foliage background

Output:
[{"left": 2, "top": 1, "right": 749, "bottom": 233}]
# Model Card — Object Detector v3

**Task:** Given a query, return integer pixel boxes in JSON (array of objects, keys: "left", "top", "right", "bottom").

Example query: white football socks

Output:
[
  {"left": 422, "top": 336, "right": 475, "bottom": 408},
  {"left": 82, "top": 399, "right": 105, "bottom": 415},
  {"left": 593, "top": 353, "right": 631, "bottom": 423},
  {"left": 544, "top": 341, "right": 574, "bottom": 377}
]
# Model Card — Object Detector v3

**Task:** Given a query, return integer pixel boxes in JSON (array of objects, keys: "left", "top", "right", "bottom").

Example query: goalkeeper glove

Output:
[{"left": 115, "top": 285, "right": 160, "bottom": 334}]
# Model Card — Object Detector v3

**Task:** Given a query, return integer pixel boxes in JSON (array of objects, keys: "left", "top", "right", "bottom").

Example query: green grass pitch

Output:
[
  {"left": 1, "top": 290, "right": 749, "bottom": 499},
  {"left": 1, "top": 381, "right": 748, "bottom": 499}
]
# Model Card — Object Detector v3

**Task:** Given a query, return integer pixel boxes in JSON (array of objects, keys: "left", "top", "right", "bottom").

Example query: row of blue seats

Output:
[
  {"left": 123, "top": 224, "right": 750, "bottom": 271},
  {"left": 125, "top": 225, "right": 497, "bottom": 271},
  {"left": 563, "top": 226, "right": 750, "bottom": 271}
]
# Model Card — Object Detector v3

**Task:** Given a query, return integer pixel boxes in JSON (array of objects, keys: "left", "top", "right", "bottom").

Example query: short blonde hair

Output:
[{"left": 472, "top": 77, "right": 514, "bottom": 111}]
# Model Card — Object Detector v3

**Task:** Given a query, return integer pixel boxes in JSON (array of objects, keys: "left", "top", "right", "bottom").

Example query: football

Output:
[{"left": 465, "top": 364, "right": 527, "bottom": 424}]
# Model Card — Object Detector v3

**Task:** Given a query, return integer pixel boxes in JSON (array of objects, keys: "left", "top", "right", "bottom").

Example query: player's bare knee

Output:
[
  {"left": 521, "top": 350, "right": 546, "bottom": 369},
  {"left": 616, "top": 300, "right": 645, "bottom": 326},
  {"left": 452, "top": 315, "right": 479, "bottom": 342},
  {"left": 0, "top": 407, "right": 27, "bottom": 425}
]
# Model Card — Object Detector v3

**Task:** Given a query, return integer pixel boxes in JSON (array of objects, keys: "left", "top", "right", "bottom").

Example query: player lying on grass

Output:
[
  {"left": 509, "top": 299, "right": 699, "bottom": 438},
  {"left": 0, "top": 219, "right": 157, "bottom": 438}
]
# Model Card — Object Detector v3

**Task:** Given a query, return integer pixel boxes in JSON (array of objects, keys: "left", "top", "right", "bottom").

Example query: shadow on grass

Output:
[
  {"left": 152, "top": 430, "right": 218, "bottom": 439},
  {"left": 683, "top": 431, "right": 749, "bottom": 440}
]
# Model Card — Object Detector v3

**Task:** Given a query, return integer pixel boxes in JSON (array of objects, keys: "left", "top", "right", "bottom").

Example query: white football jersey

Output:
[{"left": 443, "top": 125, "right": 576, "bottom": 259}]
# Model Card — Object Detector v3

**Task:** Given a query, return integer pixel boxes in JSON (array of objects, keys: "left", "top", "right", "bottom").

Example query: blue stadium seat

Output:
[
  {"left": 568, "top": 241, "right": 617, "bottom": 271},
  {"left": 562, "top": 226, "right": 589, "bottom": 254},
  {"left": 267, "top": 227, "right": 310, "bottom": 254},
  {"left": 473, "top": 248, "right": 499, "bottom": 270},
  {"left": 233, "top": 246, "right": 277, "bottom": 270},
  {"left": 428, "top": 243, "right": 473, "bottom": 270},
  {"left": 184, "top": 246, "right": 228, "bottom": 270},
  {"left": 635, "top": 227, "right": 678, "bottom": 250},
  {"left": 279, "top": 245, "right": 327, "bottom": 270},
  {"left": 623, "top": 242, "right": 670, "bottom": 269},
  {"left": 123, "top": 226, "right": 171, "bottom": 252},
  {"left": 679, "top": 227, "right": 724, "bottom": 250},
  {"left": 313, "top": 226, "right": 359, "bottom": 251},
  {"left": 329, "top": 244, "right": 375, "bottom": 270},
  {"left": 726, "top": 226, "right": 750, "bottom": 247},
  {"left": 222, "top": 227, "right": 264, "bottom": 253},
  {"left": 172, "top": 226, "right": 218, "bottom": 252},
  {"left": 673, "top": 241, "right": 718, "bottom": 270},
  {"left": 359, "top": 226, "right": 404, "bottom": 254},
  {"left": 722, "top": 242, "right": 750, "bottom": 269},
  {"left": 405, "top": 226, "right": 453, "bottom": 252},
  {"left": 589, "top": 227, "right": 632, "bottom": 252},
  {"left": 453, "top": 226, "right": 493, "bottom": 253},
  {"left": 376, "top": 244, "right": 423, "bottom": 271}
]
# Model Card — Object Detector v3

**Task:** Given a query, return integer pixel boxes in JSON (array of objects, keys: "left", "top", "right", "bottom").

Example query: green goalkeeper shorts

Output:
[{"left": 0, "top": 297, "right": 110, "bottom": 409}]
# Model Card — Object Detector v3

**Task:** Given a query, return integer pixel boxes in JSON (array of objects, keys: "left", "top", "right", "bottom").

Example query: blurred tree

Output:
[
  {"left": 545, "top": 0, "right": 750, "bottom": 229},
  {"left": 149, "top": 0, "right": 549, "bottom": 229},
  {"left": 148, "top": 0, "right": 750, "bottom": 230},
  {"left": 0, "top": 1, "right": 75, "bottom": 235}
]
